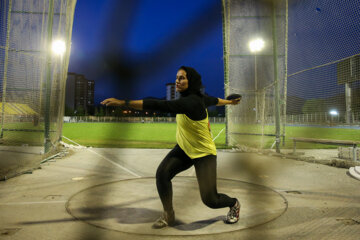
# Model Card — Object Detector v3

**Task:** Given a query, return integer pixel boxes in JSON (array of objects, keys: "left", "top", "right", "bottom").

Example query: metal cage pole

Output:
[
  {"left": 44, "top": 0, "right": 55, "bottom": 153},
  {"left": 282, "top": 0, "right": 288, "bottom": 146},
  {"left": 0, "top": 0, "right": 13, "bottom": 139},
  {"left": 221, "top": 0, "right": 230, "bottom": 145},
  {"left": 272, "top": 1, "right": 281, "bottom": 153}
]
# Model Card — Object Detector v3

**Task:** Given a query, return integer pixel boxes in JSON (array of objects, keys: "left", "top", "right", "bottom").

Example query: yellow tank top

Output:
[{"left": 176, "top": 111, "right": 217, "bottom": 159}]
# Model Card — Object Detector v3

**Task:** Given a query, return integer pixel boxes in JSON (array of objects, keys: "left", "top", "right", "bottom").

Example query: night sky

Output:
[
  {"left": 68, "top": 0, "right": 225, "bottom": 105},
  {"left": 68, "top": 0, "right": 360, "bottom": 105},
  {"left": 287, "top": 0, "right": 360, "bottom": 99}
]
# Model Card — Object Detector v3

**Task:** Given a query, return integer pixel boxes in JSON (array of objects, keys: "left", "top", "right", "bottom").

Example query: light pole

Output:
[
  {"left": 44, "top": 36, "right": 66, "bottom": 153},
  {"left": 329, "top": 110, "right": 338, "bottom": 126},
  {"left": 249, "top": 38, "right": 265, "bottom": 122}
]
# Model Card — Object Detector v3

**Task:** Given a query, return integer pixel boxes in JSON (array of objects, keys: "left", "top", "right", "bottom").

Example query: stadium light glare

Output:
[
  {"left": 329, "top": 110, "right": 338, "bottom": 116},
  {"left": 51, "top": 40, "right": 66, "bottom": 55},
  {"left": 249, "top": 38, "right": 265, "bottom": 53},
  {"left": 249, "top": 38, "right": 265, "bottom": 122}
]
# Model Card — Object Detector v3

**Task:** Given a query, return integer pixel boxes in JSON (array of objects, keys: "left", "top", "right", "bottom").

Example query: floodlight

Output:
[
  {"left": 52, "top": 40, "right": 66, "bottom": 55},
  {"left": 329, "top": 110, "right": 338, "bottom": 116},
  {"left": 249, "top": 38, "right": 265, "bottom": 53}
]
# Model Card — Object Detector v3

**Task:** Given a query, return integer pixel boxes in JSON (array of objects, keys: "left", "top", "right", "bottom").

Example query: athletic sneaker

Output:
[
  {"left": 225, "top": 199, "right": 240, "bottom": 224},
  {"left": 152, "top": 210, "right": 175, "bottom": 229}
]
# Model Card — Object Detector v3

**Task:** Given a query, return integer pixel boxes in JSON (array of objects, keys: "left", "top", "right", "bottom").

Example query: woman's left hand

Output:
[{"left": 100, "top": 98, "right": 124, "bottom": 106}]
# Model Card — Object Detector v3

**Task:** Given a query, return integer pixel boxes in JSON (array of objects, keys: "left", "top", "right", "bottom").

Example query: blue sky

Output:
[
  {"left": 68, "top": 0, "right": 360, "bottom": 104},
  {"left": 68, "top": 0, "right": 224, "bottom": 104},
  {"left": 287, "top": 0, "right": 360, "bottom": 99}
]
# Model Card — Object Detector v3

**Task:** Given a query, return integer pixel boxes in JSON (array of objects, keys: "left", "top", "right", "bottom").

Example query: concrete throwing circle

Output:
[{"left": 66, "top": 177, "right": 287, "bottom": 236}]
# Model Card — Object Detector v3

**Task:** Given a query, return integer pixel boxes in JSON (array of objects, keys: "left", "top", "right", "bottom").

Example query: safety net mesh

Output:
[
  {"left": 222, "top": 0, "right": 360, "bottom": 152},
  {"left": 0, "top": 0, "right": 76, "bottom": 178}
]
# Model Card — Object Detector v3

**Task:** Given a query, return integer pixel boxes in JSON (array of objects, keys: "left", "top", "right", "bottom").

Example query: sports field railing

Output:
[{"left": 63, "top": 116, "right": 226, "bottom": 124}]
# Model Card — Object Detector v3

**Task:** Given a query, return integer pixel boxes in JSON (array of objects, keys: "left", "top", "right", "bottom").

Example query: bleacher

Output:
[{"left": 0, "top": 103, "right": 37, "bottom": 115}]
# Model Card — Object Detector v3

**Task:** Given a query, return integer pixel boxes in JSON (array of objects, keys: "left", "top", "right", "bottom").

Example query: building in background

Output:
[
  {"left": 166, "top": 83, "right": 205, "bottom": 100},
  {"left": 65, "top": 72, "right": 94, "bottom": 115},
  {"left": 166, "top": 83, "right": 179, "bottom": 100}
]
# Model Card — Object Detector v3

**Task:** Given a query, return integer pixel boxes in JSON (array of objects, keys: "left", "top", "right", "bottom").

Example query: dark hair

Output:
[{"left": 179, "top": 66, "right": 203, "bottom": 96}]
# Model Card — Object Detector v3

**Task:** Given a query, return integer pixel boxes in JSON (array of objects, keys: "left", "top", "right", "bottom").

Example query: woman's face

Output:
[{"left": 175, "top": 69, "right": 189, "bottom": 92}]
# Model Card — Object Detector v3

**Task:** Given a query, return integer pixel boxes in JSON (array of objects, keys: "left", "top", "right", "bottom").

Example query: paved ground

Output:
[
  {"left": 0, "top": 147, "right": 360, "bottom": 240},
  {"left": 0, "top": 146, "right": 43, "bottom": 180}
]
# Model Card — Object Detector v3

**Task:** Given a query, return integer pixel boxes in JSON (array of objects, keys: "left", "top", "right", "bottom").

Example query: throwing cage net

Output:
[
  {"left": 222, "top": 0, "right": 287, "bottom": 151},
  {"left": 223, "top": 0, "right": 360, "bottom": 152},
  {"left": 0, "top": 0, "right": 76, "bottom": 177}
]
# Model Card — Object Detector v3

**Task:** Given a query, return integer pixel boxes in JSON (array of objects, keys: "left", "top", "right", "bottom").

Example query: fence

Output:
[
  {"left": 0, "top": 0, "right": 77, "bottom": 179},
  {"left": 228, "top": 113, "right": 360, "bottom": 126},
  {"left": 222, "top": 0, "right": 287, "bottom": 151},
  {"left": 222, "top": 0, "right": 360, "bottom": 151},
  {"left": 63, "top": 116, "right": 226, "bottom": 124}
]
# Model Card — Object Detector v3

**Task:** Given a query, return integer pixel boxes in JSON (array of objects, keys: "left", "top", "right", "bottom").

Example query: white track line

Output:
[
  {"left": 0, "top": 200, "right": 67, "bottom": 205},
  {"left": 62, "top": 136, "right": 82, "bottom": 146},
  {"left": 88, "top": 149, "right": 141, "bottom": 178},
  {"left": 212, "top": 127, "right": 225, "bottom": 141},
  {"left": 62, "top": 136, "right": 141, "bottom": 178}
]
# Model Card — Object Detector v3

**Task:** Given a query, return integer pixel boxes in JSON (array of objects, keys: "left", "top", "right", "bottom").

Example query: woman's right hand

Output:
[
  {"left": 229, "top": 98, "right": 241, "bottom": 105},
  {"left": 100, "top": 98, "right": 124, "bottom": 106}
]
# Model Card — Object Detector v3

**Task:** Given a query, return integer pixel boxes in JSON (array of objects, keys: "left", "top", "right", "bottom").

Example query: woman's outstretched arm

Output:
[
  {"left": 100, "top": 98, "right": 143, "bottom": 110},
  {"left": 216, "top": 98, "right": 241, "bottom": 106}
]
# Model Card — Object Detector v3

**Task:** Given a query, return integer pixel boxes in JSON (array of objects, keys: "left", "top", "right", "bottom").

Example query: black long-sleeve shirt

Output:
[{"left": 143, "top": 94, "right": 219, "bottom": 121}]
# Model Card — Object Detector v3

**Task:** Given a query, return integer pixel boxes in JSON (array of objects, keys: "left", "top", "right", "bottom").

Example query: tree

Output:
[
  {"left": 65, "top": 105, "right": 75, "bottom": 116},
  {"left": 75, "top": 106, "right": 85, "bottom": 116},
  {"left": 98, "top": 106, "right": 105, "bottom": 116}
]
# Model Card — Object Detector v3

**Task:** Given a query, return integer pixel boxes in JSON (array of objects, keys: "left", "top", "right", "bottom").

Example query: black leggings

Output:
[{"left": 156, "top": 145, "right": 236, "bottom": 212}]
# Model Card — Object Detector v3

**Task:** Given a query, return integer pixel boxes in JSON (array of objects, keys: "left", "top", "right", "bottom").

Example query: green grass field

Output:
[
  {"left": 62, "top": 122, "right": 360, "bottom": 149},
  {"left": 231, "top": 124, "right": 360, "bottom": 149},
  {"left": 1, "top": 122, "right": 58, "bottom": 146},
  {"left": 62, "top": 122, "right": 227, "bottom": 148},
  {"left": 3, "top": 122, "right": 359, "bottom": 149}
]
